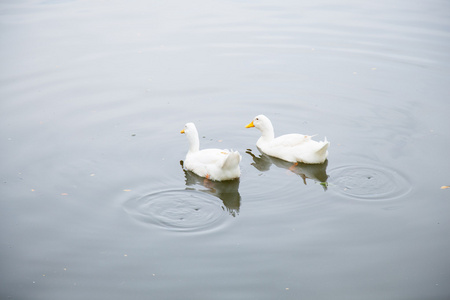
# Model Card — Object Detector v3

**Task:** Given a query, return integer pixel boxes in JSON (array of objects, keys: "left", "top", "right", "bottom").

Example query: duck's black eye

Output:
[{"left": 256, "top": 118, "right": 259, "bottom": 120}]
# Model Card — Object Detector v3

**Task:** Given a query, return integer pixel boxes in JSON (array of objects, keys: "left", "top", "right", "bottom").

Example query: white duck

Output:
[
  {"left": 245, "top": 115, "right": 329, "bottom": 164},
  {"left": 181, "top": 123, "right": 241, "bottom": 181}
]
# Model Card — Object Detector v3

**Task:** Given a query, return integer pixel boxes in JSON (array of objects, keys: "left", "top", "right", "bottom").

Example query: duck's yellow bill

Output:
[
  {"left": 245, "top": 121, "right": 255, "bottom": 128},
  {"left": 180, "top": 129, "right": 185, "bottom": 134}
]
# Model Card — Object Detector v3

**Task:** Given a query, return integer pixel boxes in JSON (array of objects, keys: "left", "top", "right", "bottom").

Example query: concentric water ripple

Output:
[
  {"left": 329, "top": 164, "right": 412, "bottom": 201},
  {"left": 124, "top": 189, "right": 229, "bottom": 232}
]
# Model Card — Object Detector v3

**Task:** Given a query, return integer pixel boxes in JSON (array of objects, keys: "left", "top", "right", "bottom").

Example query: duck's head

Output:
[
  {"left": 245, "top": 115, "right": 272, "bottom": 131},
  {"left": 181, "top": 122, "right": 200, "bottom": 152},
  {"left": 180, "top": 122, "right": 197, "bottom": 135}
]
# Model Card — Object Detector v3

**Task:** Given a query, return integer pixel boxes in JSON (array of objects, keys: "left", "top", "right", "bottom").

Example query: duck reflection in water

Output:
[
  {"left": 180, "top": 161, "right": 241, "bottom": 217},
  {"left": 246, "top": 149, "right": 329, "bottom": 190}
]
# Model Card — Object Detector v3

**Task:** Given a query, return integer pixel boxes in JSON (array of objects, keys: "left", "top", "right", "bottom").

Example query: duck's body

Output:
[
  {"left": 181, "top": 123, "right": 241, "bottom": 181},
  {"left": 246, "top": 115, "right": 329, "bottom": 164}
]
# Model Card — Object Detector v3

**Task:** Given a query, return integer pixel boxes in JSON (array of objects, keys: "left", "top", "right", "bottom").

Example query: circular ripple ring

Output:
[
  {"left": 329, "top": 164, "right": 412, "bottom": 201},
  {"left": 124, "top": 189, "right": 228, "bottom": 232}
]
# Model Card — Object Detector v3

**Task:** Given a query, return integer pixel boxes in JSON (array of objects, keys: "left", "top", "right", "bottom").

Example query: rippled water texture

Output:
[
  {"left": 124, "top": 188, "right": 232, "bottom": 232},
  {"left": 1, "top": 0, "right": 450, "bottom": 299},
  {"left": 330, "top": 164, "right": 412, "bottom": 200}
]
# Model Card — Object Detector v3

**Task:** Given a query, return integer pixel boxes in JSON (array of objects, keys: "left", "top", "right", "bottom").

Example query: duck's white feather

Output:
[
  {"left": 246, "top": 115, "right": 329, "bottom": 164},
  {"left": 181, "top": 123, "right": 241, "bottom": 181},
  {"left": 267, "top": 133, "right": 313, "bottom": 147}
]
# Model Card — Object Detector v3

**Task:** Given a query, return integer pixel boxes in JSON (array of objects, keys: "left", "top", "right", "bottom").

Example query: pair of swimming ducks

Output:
[{"left": 180, "top": 114, "right": 329, "bottom": 181}]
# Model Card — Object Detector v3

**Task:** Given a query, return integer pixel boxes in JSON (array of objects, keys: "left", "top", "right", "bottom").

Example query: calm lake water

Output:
[{"left": 1, "top": 0, "right": 450, "bottom": 299}]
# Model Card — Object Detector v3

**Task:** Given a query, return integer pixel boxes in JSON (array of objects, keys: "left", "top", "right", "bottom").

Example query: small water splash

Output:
[
  {"left": 123, "top": 189, "right": 229, "bottom": 233},
  {"left": 328, "top": 164, "right": 412, "bottom": 201}
]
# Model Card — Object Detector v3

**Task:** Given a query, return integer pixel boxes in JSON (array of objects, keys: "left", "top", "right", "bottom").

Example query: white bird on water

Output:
[
  {"left": 245, "top": 114, "right": 329, "bottom": 164},
  {"left": 181, "top": 122, "right": 241, "bottom": 181}
]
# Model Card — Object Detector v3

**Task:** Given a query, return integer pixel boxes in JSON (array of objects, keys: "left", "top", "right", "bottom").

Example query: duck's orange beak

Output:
[
  {"left": 180, "top": 129, "right": 185, "bottom": 134},
  {"left": 245, "top": 121, "right": 255, "bottom": 128}
]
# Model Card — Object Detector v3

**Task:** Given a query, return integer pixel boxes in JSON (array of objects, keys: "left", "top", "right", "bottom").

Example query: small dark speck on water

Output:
[{"left": 131, "top": 134, "right": 136, "bottom": 137}]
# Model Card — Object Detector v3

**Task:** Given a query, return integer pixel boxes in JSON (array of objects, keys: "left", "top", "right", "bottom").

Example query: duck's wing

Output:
[
  {"left": 272, "top": 134, "right": 313, "bottom": 148},
  {"left": 190, "top": 148, "right": 229, "bottom": 165}
]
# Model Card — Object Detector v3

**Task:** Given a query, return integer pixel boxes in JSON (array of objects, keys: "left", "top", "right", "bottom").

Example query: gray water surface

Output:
[{"left": 1, "top": 0, "right": 450, "bottom": 299}]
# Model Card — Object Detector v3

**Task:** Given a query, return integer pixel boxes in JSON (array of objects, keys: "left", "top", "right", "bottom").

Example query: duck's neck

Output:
[
  {"left": 260, "top": 122, "right": 275, "bottom": 141},
  {"left": 187, "top": 130, "right": 200, "bottom": 153}
]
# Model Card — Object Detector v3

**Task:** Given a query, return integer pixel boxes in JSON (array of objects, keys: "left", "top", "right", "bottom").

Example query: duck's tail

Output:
[
  {"left": 223, "top": 151, "right": 241, "bottom": 170},
  {"left": 317, "top": 137, "right": 330, "bottom": 155}
]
